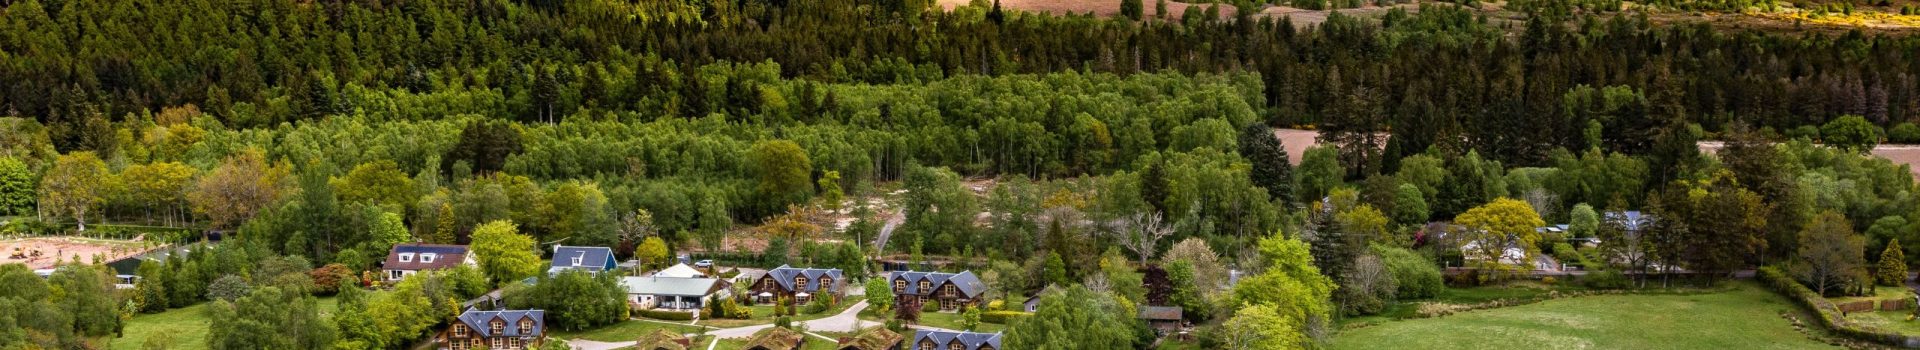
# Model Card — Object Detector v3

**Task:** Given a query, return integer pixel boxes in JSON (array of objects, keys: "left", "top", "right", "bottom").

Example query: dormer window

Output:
[
  {"left": 519, "top": 319, "right": 533, "bottom": 334},
  {"left": 950, "top": 342, "right": 965, "bottom": 350},
  {"left": 944, "top": 285, "right": 956, "bottom": 295},
  {"left": 894, "top": 279, "right": 906, "bottom": 293},
  {"left": 571, "top": 255, "right": 583, "bottom": 266},
  {"left": 490, "top": 320, "right": 503, "bottom": 334},
  {"left": 421, "top": 253, "right": 436, "bottom": 263},
  {"left": 820, "top": 277, "right": 833, "bottom": 290},
  {"left": 919, "top": 280, "right": 931, "bottom": 292},
  {"left": 399, "top": 253, "right": 415, "bottom": 262},
  {"left": 796, "top": 276, "right": 809, "bottom": 290}
]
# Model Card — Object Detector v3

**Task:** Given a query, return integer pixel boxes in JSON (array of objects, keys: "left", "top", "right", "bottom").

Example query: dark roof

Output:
[
  {"left": 384, "top": 244, "right": 469, "bottom": 271},
  {"left": 549, "top": 246, "right": 617, "bottom": 274},
  {"left": 891, "top": 270, "right": 986, "bottom": 298},
  {"left": 1138, "top": 306, "right": 1183, "bottom": 320},
  {"left": 766, "top": 265, "right": 845, "bottom": 293},
  {"left": 455, "top": 308, "right": 545, "bottom": 338},
  {"left": 909, "top": 330, "right": 1002, "bottom": 350}
]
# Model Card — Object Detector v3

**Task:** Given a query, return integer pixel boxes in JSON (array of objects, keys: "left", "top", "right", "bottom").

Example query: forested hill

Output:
[{"left": 0, "top": 0, "right": 1916, "bottom": 166}]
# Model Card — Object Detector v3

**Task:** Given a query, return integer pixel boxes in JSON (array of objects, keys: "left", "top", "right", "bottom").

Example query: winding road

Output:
[{"left": 564, "top": 300, "right": 871, "bottom": 350}]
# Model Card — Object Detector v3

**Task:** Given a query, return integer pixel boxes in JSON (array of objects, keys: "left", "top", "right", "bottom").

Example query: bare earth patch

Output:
[{"left": 0, "top": 236, "right": 155, "bottom": 269}]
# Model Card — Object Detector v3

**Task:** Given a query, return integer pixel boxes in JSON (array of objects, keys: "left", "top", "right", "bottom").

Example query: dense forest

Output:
[{"left": 3, "top": 0, "right": 1920, "bottom": 349}]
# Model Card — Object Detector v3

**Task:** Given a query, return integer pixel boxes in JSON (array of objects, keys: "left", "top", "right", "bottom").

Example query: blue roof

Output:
[
  {"left": 910, "top": 330, "right": 1002, "bottom": 350},
  {"left": 766, "top": 265, "right": 844, "bottom": 293},
  {"left": 548, "top": 246, "right": 617, "bottom": 274},
  {"left": 891, "top": 270, "right": 986, "bottom": 297},
  {"left": 456, "top": 308, "right": 546, "bottom": 338}
]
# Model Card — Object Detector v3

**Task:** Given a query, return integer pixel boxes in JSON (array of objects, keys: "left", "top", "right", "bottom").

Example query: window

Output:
[
  {"left": 918, "top": 281, "right": 931, "bottom": 293},
  {"left": 893, "top": 280, "right": 906, "bottom": 294},
  {"left": 491, "top": 338, "right": 503, "bottom": 349},
  {"left": 421, "top": 253, "right": 436, "bottom": 263},
  {"left": 571, "top": 255, "right": 583, "bottom": 266},
  {"left": 820, "top": 277, "right": 833, "bottom": 290},
  {"left": 950, "top": 342, "right": 965, "bottom": 350},
  {"left": 390, "top": 270, "right": 403, "bottom": 280},
  {"left": 920, "top": 340, "right": 937, "bottom": 350},
  {"left": 943, "top": 285, "right": 956, "bottom": 296},
  {"left": 452, "top": 340, "right": 467, "bottom": 350},
  {"left": 399, "top": 253, "right": 415, "bottom": 262},
  {"left": 453, "top": 324, "right": 467, "bottom": 338},
  {"left": 519, "top": 319, "right": 533, "bottom": 334},
  {"left": 795, "top": 276, "right": 808, "bottom": 290},
  {"left": 508, "top": 338, "right": 521, "bottom": 349},
  {"left": 491, "top": 320, "right": 504, "bottom": 334}
]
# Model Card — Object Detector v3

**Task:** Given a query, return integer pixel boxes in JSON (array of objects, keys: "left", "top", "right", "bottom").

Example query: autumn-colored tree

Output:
[
  {"left": 39, "top": 152, "right": 112, "bottom": 232},
  {"left": 1879, "top": 239, "right": 1907, "bottom": 286},
  {"left": 1455, "top": 198, "right": 1546, "bottom": 274},
  {"left": 1796, "top": 211, "right": 1865, "bottom": 296},
  {"left": 189, "top": 149, "right": 289, "bottom": 231}
]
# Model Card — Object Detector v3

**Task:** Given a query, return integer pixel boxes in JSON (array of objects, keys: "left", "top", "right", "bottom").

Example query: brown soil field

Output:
[
  {"left": 0, "top": 236, "right": 154, "bottom": 270},
  {"left": 936, "top": 0, "right": 1427, "bottom": 27}
]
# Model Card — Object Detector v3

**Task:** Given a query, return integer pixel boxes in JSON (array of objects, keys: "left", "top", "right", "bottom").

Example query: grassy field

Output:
[
  {"left": 1330, "top": 282, "right": 1837, "bottom": 350},
  {"left": 1845, "top": 310, "right": 1920, "bottom": 335},
  {"left": 917, "top": 310, "right": 1006, "bottom": 333},
  {"left": 107, "top": 297, "right": 340, "bottom": 350},
  {"left": 551, "top": 319, "right": 712, "bottom": 342}
]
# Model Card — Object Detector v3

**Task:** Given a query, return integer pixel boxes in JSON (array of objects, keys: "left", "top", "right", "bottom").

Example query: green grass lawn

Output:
[
  {"left": 551, "top": 319, "right": 711, "bottom": 342},
  {"left": 1329, "top": 282, "right": 1836, "bottom": 350},
  {"left": 1829, "top": 286, "right": 1911, "bottom": 304},
  {"left": 1341, "top": 281, "right": 1582, "bottom": 326},
  {"left": 1844, "top": 310, "right": 1920, "bottom": 335},
  {"left": 916, "top": 310, "right": 1005, "bottom": 333},
  {"left": 108, "top": 297, "right": 340, "bottom": 350}
]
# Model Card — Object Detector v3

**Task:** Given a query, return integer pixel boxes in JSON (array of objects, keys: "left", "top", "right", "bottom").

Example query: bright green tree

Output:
[
  {"left": 636, "top": 236, "right": 670, "bottom": 270},
  {"left": 1219, "top": 304, "right": 1304, "bottom": 350},
  {"left": 1390, "top": 183, "right": 1428, "bottom": 226},
  {"left": 1231, "top": 231, "right": 1335, "bottom": 342},
  {"left": 1003, "top": 286, "right": 1134, "bottom": 350},
  {"left": 1568, "top": 203, "right": 1599, "bottom": 239},
  {"left": 748, "top": 139, "right": 814, "bottom": 217},
  {"left": 1296, "top": 145, "right": 1344, "bottom": 202},
  {"left": 0, "top": 156, "right": 32, "bottom": 216},
  {"left": 470, "top": 220, "right": 540, "bottom": 285},
  {"left": 332, "top": 160, "right": 415, "bottom": 212},
  {"left": 1455, "top": 198, "right": 1546, "bottom": 273},
  {"left": 865, "top": 278, "right": 894, "bottom": 314}
]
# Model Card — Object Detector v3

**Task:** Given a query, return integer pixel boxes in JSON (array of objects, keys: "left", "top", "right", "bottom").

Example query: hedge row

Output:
[
  {"left": 982, "top": 311, "right": 1032, "bottom": 324},
  {"left": 1755, "top": 266, "right": 1920, "bottom": 348},
  {"left": 633, "top": 309, "right": 695, "bottom": 321}
]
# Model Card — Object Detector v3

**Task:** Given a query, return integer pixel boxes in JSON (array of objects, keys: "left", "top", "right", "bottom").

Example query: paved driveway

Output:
[{"left": 707, "top": 300, "right": 870, "bottom": 339}]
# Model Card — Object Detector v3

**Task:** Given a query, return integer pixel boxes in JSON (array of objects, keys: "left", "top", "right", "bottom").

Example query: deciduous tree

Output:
[
  {"left": 190, "top": 149, "right": 289, "bottom": 231},
  {"left": 470, "top": 220, "right": 540, "bottom": 285},
  {"left": 39, "top": 152, "right": 111, "bottom": 232},
  {"left": 1454, "top": 198, "right": 1545, "bottom": 274}
]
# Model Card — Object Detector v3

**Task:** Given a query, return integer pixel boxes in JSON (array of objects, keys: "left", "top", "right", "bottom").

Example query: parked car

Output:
[{"left": 694, "top": 259, "right": 713, "bottom": 268}]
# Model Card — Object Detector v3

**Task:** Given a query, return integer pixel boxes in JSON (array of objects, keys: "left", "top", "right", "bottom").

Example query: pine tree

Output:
[
  {"left": 1240, "top": 123, "right": 1294, "bottom": 203},
  {"left": 1879, "top": 239, "right": 1907, "bottom": 286},
  {"left": 433, "top": 203, "right": 457, "bottom": 244}
]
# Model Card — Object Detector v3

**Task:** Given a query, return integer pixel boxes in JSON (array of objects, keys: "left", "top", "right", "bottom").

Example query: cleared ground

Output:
[
  {"left": 1, "top": 236, "right": 156, "bottom": 270},
  {"left": 935, "top": 0, "right": 1425, "bottom": 27},
  {"left": 1329, "top": 282, "right": 1837, "bottom": 350}
]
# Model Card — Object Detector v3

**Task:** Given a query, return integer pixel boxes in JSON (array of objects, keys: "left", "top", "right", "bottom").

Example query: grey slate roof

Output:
[
  {"left": 1138, "top": 306, "right": 1183, "bottom": 320},
  {"left": 890, "top": 270, "right": 986, "bottom": 298},
  {"left": 765, "top": 265, "right": 844, "bottom": 293},
  {"left": 548, "top": 245, "right": 617, "bottom": 274},
  {"left": 909, "top": 330, "right": 1002, "bottom": 350},
  {"left": 455, "top": 308, "right": 545, "bottom": 338}
]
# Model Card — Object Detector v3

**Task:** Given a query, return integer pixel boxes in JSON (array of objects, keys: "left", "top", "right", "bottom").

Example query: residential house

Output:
[
  {"left": 744, "top": 326, "right": 806, "bottom": 350},
  {"left": 548, "top": 245, "right": 617, "bottom": 275},
  {"left": 384, "top": 244, "right": 475, "bottom": 283},
  {"left": 890, "top": 270, "right": 986, "bottom": 312},
  {"left": 1021, "top": 285, "right": 1061, "bottom": 313},
  {"left": 636, "top": 329, "right": 692, "bottom": 350},
  {"left": 437, "top": 308, "right": 545, "bottom": 350},
  {"left": 837, "top": 328, "right": 904, "bottom": 350},
  {"left": 621, "top": 275, "right": 731, "bottom": 310},
  {"left": 655, "top": 263, "right": 708, "bottom": 278},
  {"left": 908, "top": 330, "right": 1001, "bottom": 350},
  {"left": 1137, "top": 306, "right": 1184, "bottom": 334},
  {"left": 748, "top": 265, "right": 845, "bottom": 304}
]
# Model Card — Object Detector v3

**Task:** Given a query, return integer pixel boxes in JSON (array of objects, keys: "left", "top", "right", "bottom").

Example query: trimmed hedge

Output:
[
  {"left": 982, "top": 311, "right": 1032, "bottom": 324},
  {"left": 633, "top": 309, "right": 695, "bottom": 321},
  {"left": 1755, "top": 266, "right": 1920, "bottom": 348}
]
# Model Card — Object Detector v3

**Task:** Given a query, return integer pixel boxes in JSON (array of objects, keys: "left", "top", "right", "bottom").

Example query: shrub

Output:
[
  {"left": 804, "top": 295, "right": 835, "bottom": 315},
  {"left": 1787, "top": 125, "right": 1822, "bottom": 141},
  {"left": 207, "top": 274, "right": 251, "bottom": 301},
  {"left": 633, "top": 309, "right": 695, "bottom": 321},
  {"left": 1373, "top": 245, "right": 1445, "bottom": 298},
  {"left": 774, "top": 316, "right": 793, "bottom": 329},
  {"left": 1889, "top": 123, "right": 1920, "bottom": 144},
  {"left": 981, "top": 311, "right": 1033, "bottom": 324},
  {"left": 1583, "top": 269, "right": 1629, "bottom": 290}
]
